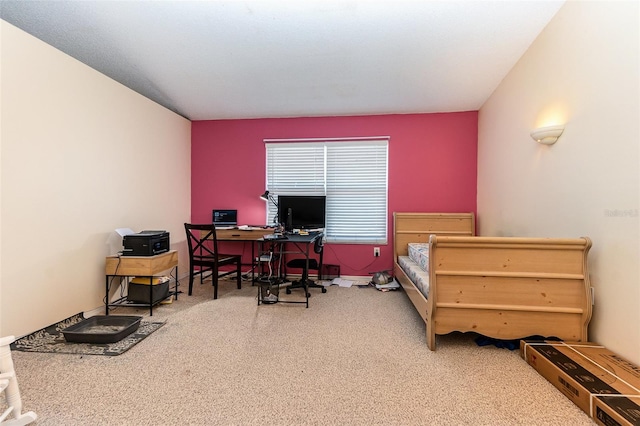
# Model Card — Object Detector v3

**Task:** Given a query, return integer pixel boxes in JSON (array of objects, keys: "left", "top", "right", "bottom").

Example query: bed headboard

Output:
[{"left": 393, "top": 212, "right": 475, "bottom": 259}]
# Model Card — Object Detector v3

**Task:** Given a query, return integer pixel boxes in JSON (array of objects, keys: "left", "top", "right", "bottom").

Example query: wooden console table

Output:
[{"left": 105, "top": 250, "right": 179, "bottom": 316}]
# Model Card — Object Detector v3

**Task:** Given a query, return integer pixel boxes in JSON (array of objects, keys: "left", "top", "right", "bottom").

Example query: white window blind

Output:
[{"left": 265, "top": 138, "right": 388, "bottom": 244}]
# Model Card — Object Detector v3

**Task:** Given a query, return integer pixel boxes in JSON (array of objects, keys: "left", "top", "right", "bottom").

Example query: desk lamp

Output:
[{"left": 260, "top": 191, "right": 279, "bottom": 226}]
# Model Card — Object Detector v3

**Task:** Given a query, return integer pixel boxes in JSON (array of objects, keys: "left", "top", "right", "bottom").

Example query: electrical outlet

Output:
[{"left": 374, "top": 247, "right": 380, "bottom": 257}]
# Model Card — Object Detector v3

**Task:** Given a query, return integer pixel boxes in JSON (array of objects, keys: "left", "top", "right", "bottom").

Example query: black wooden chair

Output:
[
  {"left": 285, "top": 237, "right": 327, "bottom": 296},
  {"left": 184, "top": 223, "right": 242, "bottom": 299}
]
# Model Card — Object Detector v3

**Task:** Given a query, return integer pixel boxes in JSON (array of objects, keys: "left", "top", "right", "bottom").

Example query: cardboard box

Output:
[
  {"left": 520, "top": 340, "right": 640, "bottom": 426},
  {"left": 593, "top": 395, "right": 640, "bottom": 426}
]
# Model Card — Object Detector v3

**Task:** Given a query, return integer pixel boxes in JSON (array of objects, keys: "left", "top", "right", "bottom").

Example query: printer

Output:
[{"left": 122, "top": 230, "right": 170, "bottom": 256}]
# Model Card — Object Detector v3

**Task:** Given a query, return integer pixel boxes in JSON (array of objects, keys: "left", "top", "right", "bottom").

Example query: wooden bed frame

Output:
[{"left": 393, "top": 212, "right": 593, "bottom": 350}]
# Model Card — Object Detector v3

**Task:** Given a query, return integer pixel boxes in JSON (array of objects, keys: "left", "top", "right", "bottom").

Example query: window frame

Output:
[{"left": 265, "top": 137, "right": 389, "bottom": 244}]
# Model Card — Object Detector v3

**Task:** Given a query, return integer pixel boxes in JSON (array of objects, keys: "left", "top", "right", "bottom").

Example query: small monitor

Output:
[
  {"left": 277, "top": 196, "right": 326, "bottom": 231},
  {"left": 212, "top": 209, "right": 238, "bottom": 226}
]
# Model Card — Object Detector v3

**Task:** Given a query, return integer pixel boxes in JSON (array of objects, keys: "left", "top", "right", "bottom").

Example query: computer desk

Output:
[
  {"left": 205, "top": 228, "right": 323, "bottom": 305},
  {"left": 216, "top": 228, "right": 272, "bottom": 241},
  {"left": 256, "top": 232, "right": 324, "bottom": 308},
  {"left": 214, "top": 227, "right": 274, "bottom": 283}
]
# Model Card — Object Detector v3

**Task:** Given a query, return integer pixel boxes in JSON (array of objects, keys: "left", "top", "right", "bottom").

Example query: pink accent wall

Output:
[{"left": 191, "top": 112, "right": 478, "bottom": 276}]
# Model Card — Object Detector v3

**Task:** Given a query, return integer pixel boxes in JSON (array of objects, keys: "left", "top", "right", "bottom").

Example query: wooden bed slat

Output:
[
  {"left": 435, "top": 270, "right": 585, "bottom": 279},
  {"left": 436, "top": 303, "right": 584, "bottom": 314}
]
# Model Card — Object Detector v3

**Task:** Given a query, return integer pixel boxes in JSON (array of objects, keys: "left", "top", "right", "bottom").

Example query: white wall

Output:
[
  {"left": 478, "top": 2, "right": 639, "bottom": 363},
  {"left": 0, "top": 21, "right": 192, "bottom": 338}
]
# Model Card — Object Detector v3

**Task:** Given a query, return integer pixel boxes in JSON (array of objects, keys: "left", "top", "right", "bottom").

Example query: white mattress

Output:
[
  {"left": 408, "top": 243, "right": 429, "bottom": 272},
  {"left": 398, "top": 255, "right": 429, "bottom": 298}
]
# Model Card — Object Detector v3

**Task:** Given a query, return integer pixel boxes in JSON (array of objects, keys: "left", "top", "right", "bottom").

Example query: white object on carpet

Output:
[
  {"left": 0, "top": 335, "right": 37, "bottom": 425},
  {"left": 331, "top": 278, "right": 354, "bottom": 287}
]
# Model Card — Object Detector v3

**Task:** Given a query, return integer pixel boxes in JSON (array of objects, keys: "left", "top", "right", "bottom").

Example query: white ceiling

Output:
[{"left": 0, "top": 0, "right": 564, "bottom": 121}]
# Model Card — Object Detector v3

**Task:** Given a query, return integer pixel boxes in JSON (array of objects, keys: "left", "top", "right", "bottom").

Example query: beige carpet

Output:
[{"left": 7, "top": 278, "right": 593, "bottom": 425}]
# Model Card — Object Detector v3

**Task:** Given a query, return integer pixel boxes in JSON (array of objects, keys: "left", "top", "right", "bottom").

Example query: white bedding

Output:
[
  {"left": 398, "top": 255, "right": 429, "bottom": 297},
  {"left": 408, "top": 243, "right": 429, "bottom": 272}
]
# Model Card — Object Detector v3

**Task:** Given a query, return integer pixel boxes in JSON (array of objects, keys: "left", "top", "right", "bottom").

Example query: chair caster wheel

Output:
[
  {"left": 286, "top": 288, "right": 291, "bottom": 294},
  {"left": 322, "top": 287, "right": 327, "bottom": 293}
]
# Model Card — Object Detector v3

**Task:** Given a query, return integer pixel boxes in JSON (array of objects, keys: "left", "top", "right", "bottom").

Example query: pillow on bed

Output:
[{"left": 408, "top": 243, "right": 429, "bottom": 273}]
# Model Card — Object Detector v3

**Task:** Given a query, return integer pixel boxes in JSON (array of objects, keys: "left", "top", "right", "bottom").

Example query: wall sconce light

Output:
[{"left": 530, "top": 124, "right": 564, "bottom": 145}]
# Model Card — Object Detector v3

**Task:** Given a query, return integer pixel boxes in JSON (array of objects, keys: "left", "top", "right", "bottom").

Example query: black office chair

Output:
[
  {"left": 285, "top": 237, "right": 327, "bottom": 296},
  {"left": 184, "top": 223, "right": 242, "bottom": 299}
]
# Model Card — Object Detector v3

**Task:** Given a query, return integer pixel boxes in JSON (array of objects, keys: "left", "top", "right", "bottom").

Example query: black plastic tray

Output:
[{"left": 62, "top": 315, "right": 142, "bottom": 343}]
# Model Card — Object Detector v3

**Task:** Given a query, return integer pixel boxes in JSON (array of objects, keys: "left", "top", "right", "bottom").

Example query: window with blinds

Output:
[{"left": 265, "top": 138, "right": 388, "bottom": 244}]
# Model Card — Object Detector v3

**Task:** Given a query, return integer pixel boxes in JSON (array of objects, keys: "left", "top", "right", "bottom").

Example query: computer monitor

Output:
[{"left": 277, "top": 195, "right": 326, "bottom": 231}]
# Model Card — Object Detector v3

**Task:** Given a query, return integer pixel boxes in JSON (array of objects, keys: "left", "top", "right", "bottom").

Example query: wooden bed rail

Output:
[
  {"left": 428, "top": 235, "right": 591, "bottom": 276},
  {"left": 435, "top": 303, "right": 584, "bottom": 314},
  {"left": 427, "top": 234, "right": 592, "bottom": 348},
  {"left": 435, "top": 271, "right": 585, "bottom": 279}
]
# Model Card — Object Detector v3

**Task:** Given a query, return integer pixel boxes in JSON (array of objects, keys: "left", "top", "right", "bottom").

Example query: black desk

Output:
[{"left": 256, "top": 232, "right": 324, "bottom": 308}]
